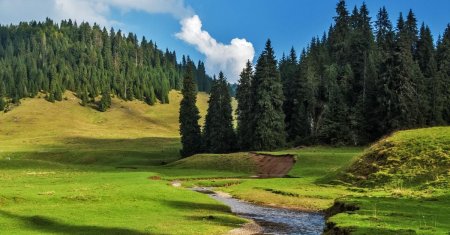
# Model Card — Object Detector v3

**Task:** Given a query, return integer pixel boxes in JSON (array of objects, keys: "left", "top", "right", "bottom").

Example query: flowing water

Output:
[{"left": 194, "top": 188, "right": 326, "bottom": 235}]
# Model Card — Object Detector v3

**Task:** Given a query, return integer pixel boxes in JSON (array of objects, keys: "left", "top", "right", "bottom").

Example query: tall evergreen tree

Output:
[
  {"left": 179, "top": 61, "right": 202, "bottom": 157},
  {"left": 203, "top": 72, "right": 236, "bottom": 153},
  {"left": 250, "top": 39, "right": 286, "bottom": 150},
  {"left": 319, "top": 64, "right": 352, "bottom": 145},
  {"left": 288, "top": 50, "right": 313, "bottom": 143},
  {"left": 236, "top": 61, "right": 254, "bottom": 150},
  {"left": 437, "top": 25, "right": 450, "bottom": 124},
  {"left": 348, "top": 2, "right": 377, "bottom": 144},
  {"left": 280, "top": 47, "right": 299, "bottom": 142},
  {"left": 0, "top": 81, "right": 6, "bottom": 111},
  {"left": 417, "top": 24, "right": 441, "bottom": 125},
  {"left": 98, "top": 88, "right": 112, "bottom": 112},
  {"left": 374, "top": 6, "right": 396, "bottom": 136},
  {"left": 385, "top": 13, "right": 422, "bottom": 129}
]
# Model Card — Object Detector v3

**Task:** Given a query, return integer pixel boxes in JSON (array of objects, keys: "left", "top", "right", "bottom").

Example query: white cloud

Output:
[
  {"left": 0, "top": 0, "right": 254, "bottom": 82},
  {"left": 176, "top": 15, "right": 254, "bottom": 82}
]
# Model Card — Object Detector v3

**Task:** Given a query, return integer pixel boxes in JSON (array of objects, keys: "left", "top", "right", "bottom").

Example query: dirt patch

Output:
[
  {"left": 148, "top": 175, "right": 161, "bottom": 180},
  {"left": 249, "top": 152, "right": 296, "bottom": 178}
]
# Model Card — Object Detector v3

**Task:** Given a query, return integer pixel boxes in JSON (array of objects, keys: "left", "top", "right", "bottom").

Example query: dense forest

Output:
[
  {"left": 0, "top": 18, "right": 213, "bottom": 111},
  {"left": 239, "top": 1, "right": 450, "bottom": 148},
  {"left": 180, "top": 0, "right": 450, "bottom": 155}
]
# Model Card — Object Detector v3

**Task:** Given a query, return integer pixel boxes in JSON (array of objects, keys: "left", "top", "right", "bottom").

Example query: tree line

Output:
[
  {"left": 179, "top": 0, "right": 450, "bottom": 156},
  {"left": 0, "top": 18, "right": 213, "bottom": 111}
]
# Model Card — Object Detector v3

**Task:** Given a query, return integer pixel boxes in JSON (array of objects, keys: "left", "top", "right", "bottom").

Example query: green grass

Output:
[
  {"left": 325, "top": 126, "right": 450, "bottom": 234},
  {"left": 215, "top": 147, "right": 365, "bottom": 211},
  {"left": 173, "top": 138, "right": 450, "bottom": 234},
  {"left": 344, "top": 127, "right": 450, "bottom": 187},
  {"left": 0, "top": 91, "right": 250, "bottom": 235},
  {"left": 1, "top": 92, "right": 449, "bottom": 234},
  {"left": 0, "top": 163, "right": 248, "bottom": 234}
]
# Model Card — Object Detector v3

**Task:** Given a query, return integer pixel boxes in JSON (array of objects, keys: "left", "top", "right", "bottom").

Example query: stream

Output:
[{"left": 194, "top": 188, "right": 326, "bottom": 235}]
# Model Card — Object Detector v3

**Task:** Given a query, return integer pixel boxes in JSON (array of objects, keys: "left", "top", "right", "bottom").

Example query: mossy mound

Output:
[{"left": 343, "top": 127, "right": 450, "bottom": 187}]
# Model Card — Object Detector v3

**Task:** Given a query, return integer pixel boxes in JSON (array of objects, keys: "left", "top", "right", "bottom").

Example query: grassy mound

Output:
[{"left": 344, "top": 127, "right": 450, "bottom": 187}]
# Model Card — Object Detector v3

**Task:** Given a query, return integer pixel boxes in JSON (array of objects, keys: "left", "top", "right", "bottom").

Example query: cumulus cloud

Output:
[
  {"left": 0, "top": 0, "right": 254, "bottom": 82},
  {"left": 176, "top": 15, "right": 254, "bottom": 82}
]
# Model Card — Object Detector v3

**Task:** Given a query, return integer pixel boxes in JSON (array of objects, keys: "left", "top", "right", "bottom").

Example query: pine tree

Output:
[
  {"left": 281, "top": 47, "right": 299, "bottom": 142},
  {"left": 417, "top": 24, "right": 441, "bottom": 125},
  {"left": 386, "top": 13, "right": 421, "bottom": 130},
  {"left": 203, "top": 72, "right": 236, "bottom": 153},
  {"left": 250, "top": 39, "right": 286, "bottom": 150},
  {"left": 329, "top": 0, "right": 351, "bottom": 66},
  {"left": 236, "top": 61, "right": 254, "bottom": 150},
  {"left": 288, "top": 50, "right": 312, "bottom": 144},
  {"left": 319, "top": 64, "right": 352, "bottom": 145},
  {"left": 0, "top": 81, "right": 6, "bottom": 111},
  {"left": 179, "top": 61, "right": 202, "bottom": 157},
  {"left": 348, "top": 2, "right": 376, "bottom": 144},
  {"left": 437, "top": 25, "right": 450, "bottom": 124},
  {"left": 374, "top": 6, "right": 395, "bottom": 136},
  {"left": 98, "top": 88, "right": 112, "bottom": 112}
]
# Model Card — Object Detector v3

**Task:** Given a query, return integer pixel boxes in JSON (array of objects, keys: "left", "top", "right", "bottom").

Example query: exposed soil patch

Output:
[{"left": 249, "top": 152, "right": 296, "bottom": 178}]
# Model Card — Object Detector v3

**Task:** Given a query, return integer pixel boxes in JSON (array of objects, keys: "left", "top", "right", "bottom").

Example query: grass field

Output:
[
  {"left": 1, "top": 92, "right": 449, "bottom": 234},
  {"left": 0, "top": 91, "right": 250, "bottom": 234}
]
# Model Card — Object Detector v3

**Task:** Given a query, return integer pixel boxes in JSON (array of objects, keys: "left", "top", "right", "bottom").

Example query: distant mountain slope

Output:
[
  {"left": 0, "top": 90, "right": 209, "bottom": 150},
  {"left": 0, "top": 19, "right": 212, "bottom": 110}
]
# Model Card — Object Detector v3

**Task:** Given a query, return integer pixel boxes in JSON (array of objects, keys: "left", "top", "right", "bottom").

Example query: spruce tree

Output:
[
  {"left": 280, "top": 47, "right": 299, "bottom": 142},
  {"left": 386, "top": 13, "right": 421, "bottom": 130},
  {"left": 250, "top": 39, "right": 286, "bottom": 150},
  {"left": 437, "top": 25, "right": 450, "bottom": 124},
  {"left": 0, "top": 81, "right": 6, "bottom": 111},
  {"left": 319, "top": 64, "right": 352, "bottom": 145},
  {"left": 179, "top": 61, "right": 202, "bottom": 157},
  {"left": 203, "top": 72, "right": 236, "bottom": 153},
  {"left": 348, "top": 2, "right": 376, "bottom": 144},
  {"left": 236, "top": 61, "right": 254, "bottom": 150},
  {"left": 98, "top": 88, "right": 112, "bottom": 112},
  {"left": 417, "top": 24, "right": 441, "bottom": 125},
  {"left": 288, "top": 50, "right": 312, "bottom": 144},
  {"left": 374, "top": 6, "right": 396, "bottom": 136}
]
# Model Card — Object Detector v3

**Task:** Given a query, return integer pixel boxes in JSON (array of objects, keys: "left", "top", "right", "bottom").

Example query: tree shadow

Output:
[
  {"left": 0, "top": 210, "right": 161, "bottom": 235},
  {"left": 162, "top": 199, "right": 231, "bottom": 213},
  {"left": 0, "top": 136, "right": 182, "bottom": 170},
  {"left": 184, "top": 215, "right": 245, "bottom": 228}
]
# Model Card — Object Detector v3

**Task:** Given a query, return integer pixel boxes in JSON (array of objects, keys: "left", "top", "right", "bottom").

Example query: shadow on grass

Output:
[
  {"left": 162, "top": 200, "right": 244, "bottom": 229},
  {"left": 162, "top": 200, "right": 231, "bottom": 213},
  {"left": 185, "top": 215, "right": 245, "bottom": 227},
  {"left": 0, "top": 210, "right": 158, "bottom": 235},
  {"left": 0, "top": 137, "right": 182, "bottom": 169}
]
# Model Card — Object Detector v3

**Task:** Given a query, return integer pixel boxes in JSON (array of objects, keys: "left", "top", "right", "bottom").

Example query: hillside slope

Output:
[
  {"left": 343, "top": 127, "right": 450, "bottom": 187},
  {"left": 0, "top": 90, "right": 208, "bottom": 141},
  {"left": 0, "top": 90, "right": 211, "bottom": 165}
]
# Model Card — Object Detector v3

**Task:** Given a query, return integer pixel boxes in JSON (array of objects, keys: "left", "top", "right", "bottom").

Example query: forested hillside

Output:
[
  {"left": 275, "top": 2, "right": 450, "bottom": 146},
  {"left": 0, "top": 18, "right": 212, "bottom": 111}
]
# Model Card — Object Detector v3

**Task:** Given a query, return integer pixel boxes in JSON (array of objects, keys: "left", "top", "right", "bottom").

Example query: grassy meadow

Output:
[
  {"left": 1, "top": 91, "right": 449, "bottom": 234},
  {"left": 0, "top": 91, "right": 249, "bottom": 234}
]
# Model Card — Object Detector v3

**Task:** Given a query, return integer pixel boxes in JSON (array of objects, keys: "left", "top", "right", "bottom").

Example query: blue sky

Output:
[{"left": 0, "top": 0, "right": 449, "bottom": 82}]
